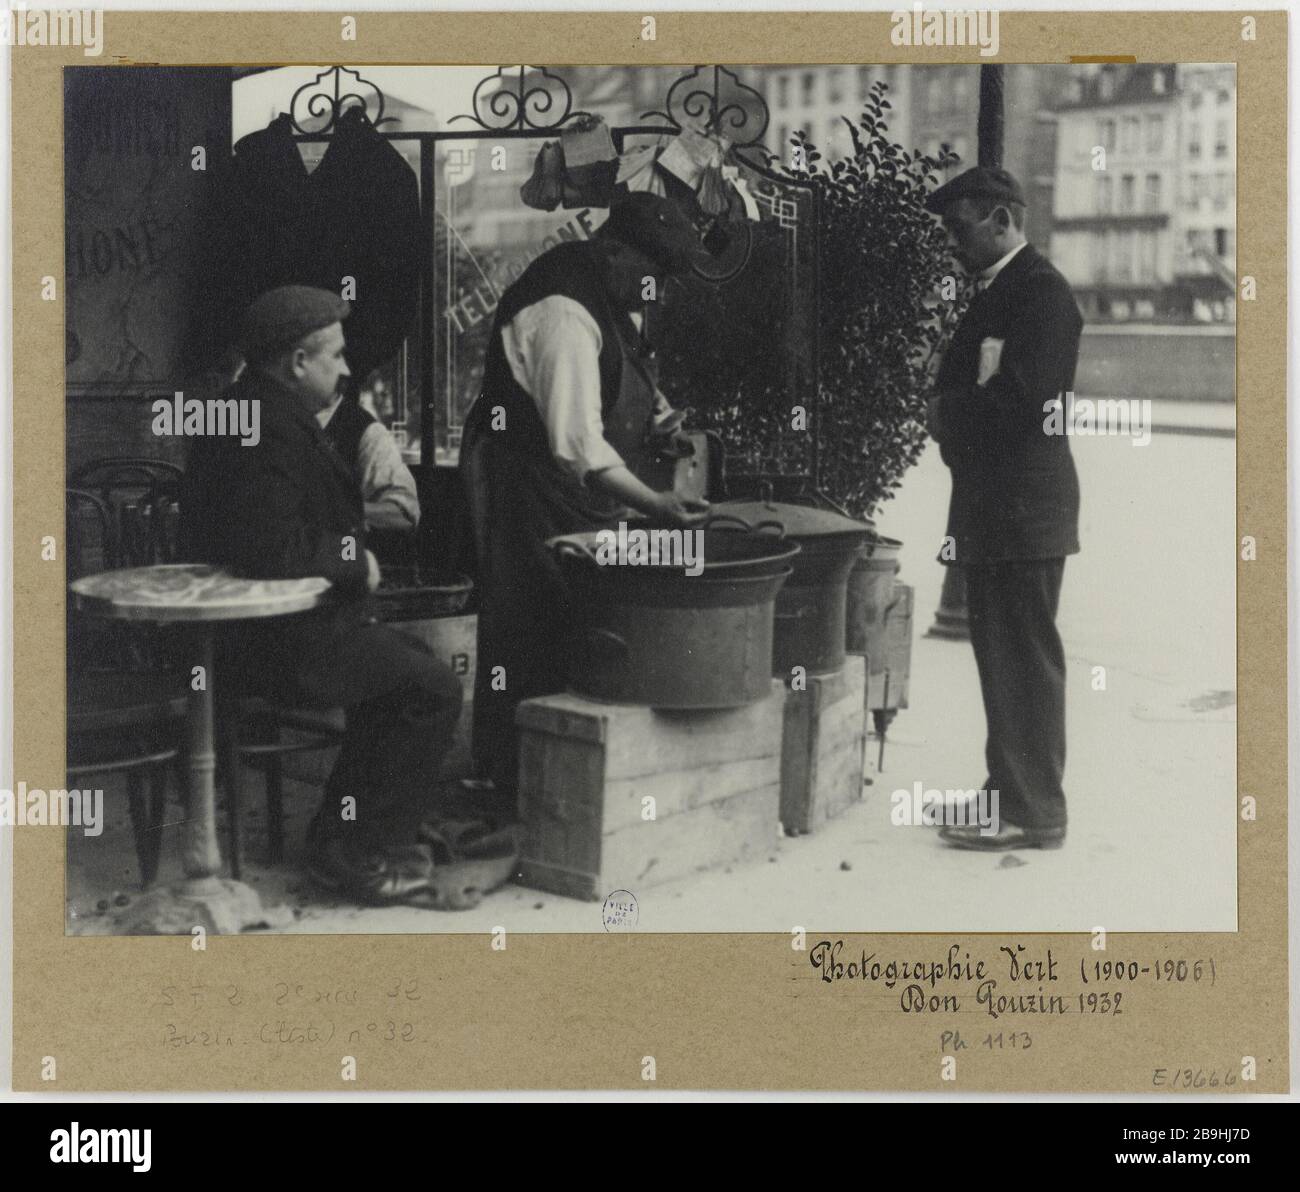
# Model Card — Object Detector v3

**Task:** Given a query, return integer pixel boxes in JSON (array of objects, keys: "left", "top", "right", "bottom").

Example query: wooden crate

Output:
[
  {"left": 866, "top": 583, "right": 913, "bottom": 712},
  {"left": 780, "top": 658, "right": 868, "bottom": 835},
  {"left": 516, "top": 682, "right": 785, "bottom": 902}
]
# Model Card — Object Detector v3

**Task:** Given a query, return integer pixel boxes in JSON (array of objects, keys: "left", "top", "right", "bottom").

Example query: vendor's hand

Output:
[
  {"left": 649, "top": 429, "right": 696, "bottom": 460},
  {"left": 365, "top": 549, "right": 382, "bottom": 592},
  {"left": 654, "top": 492, "right": 710, "bottom": 528}
]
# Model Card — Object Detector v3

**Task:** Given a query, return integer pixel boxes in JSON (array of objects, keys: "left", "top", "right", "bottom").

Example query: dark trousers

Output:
[
  {"left": 963, "top": 558, "right": 1067, "bottom": 830},
  {"left": 293, "top": 621, "right": 463, "bottom": 848}
]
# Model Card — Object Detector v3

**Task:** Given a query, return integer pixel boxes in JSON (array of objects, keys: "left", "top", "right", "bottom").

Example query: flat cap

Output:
[
  {"left": 237, "top": 285, "right": 350, "bottom": 358},
  {"left": 924, "top": 165, "right": 1026, "bottom": 215},
  {"left": 601, "top": 190, "right": 707, "bottom": 275}
]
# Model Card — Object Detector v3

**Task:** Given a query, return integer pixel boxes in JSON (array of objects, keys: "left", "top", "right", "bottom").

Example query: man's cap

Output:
[
  {"left": 924, "top": 166, "right": 1026, "bottom": 215},
  {"left": 237, "top": 285, "right": 350, "bottom": 358},
  {"left": 600, "top": 191, "right": 707, "bottom": 275}
]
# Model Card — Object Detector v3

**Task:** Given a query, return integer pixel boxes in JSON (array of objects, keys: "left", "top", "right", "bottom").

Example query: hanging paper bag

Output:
[
  {"left": 520, "top": 140, "right": 565, "bottom": 211},
  {"left": 560, "top": 113, "right": 616, "bottom": 168}
]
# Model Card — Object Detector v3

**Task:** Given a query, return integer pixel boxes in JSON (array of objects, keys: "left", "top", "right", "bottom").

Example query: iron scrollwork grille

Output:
[
  {"left": 289, "top": 65, "right": 387, "bottom": 134},
  {"left": 641, "top": 65, "right": 770, "bottom": 148},
  {"left": 449, "top": 66, "right": 588, "bottom": 133}
]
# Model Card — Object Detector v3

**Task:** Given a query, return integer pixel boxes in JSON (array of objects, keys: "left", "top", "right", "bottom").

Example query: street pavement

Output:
[{"left": 67, "top": 429, "right": 1237, "bottom": 935}]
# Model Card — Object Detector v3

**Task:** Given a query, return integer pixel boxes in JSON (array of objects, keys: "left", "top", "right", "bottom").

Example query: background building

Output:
[{"left": 1050, "top": 63, "right": 1235, "bottom": 323}]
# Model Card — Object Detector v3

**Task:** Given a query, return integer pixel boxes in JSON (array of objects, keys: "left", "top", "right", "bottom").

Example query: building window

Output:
[
  {"left": 801, "top": 72, "right": 816, "bottom": 105},
  {"left": 1121, "top": 117, "right": 1140, "bottom": 153},
  {"left": 1188, "top": 124, "right": 1201, "bottom": 158},
  {"left": 1146, "top": 115, "right": 1163, "bottom": 154},
  {"left": 776, "top": 74, "right": 790, "bottom": 110},
  {"left": 1119, "top": 174, "right": 1135, "bottom": 213},
  {"left": 1214, "top": 119, "right": 1229, "bottom": 157},
  {"left": 1190, "top": 90, "right": 1203, "bottom": 110},
  {"left": 1138, "top": 231, "right": 1156, "bottom": 281},
  {"left": 1144, "top": 173, "right": 1161, "bottom": 212},
  {"left": 1097, "top": 118, "right": 1116, "bottom": 151},
  {"left": 828, "top": 68, "right": 844, "bottom": 105},
  {"left": 928, "top": 74, "right": 945, "bottom": 115},
  {"left": 1214, "top": 228, "right": 1228, "bottom": 257},
  {"left": 1116, "top": 230, "right": 1133, "bottom": 281},
  {"left": 1096, "top": 174, "right": 1113, "bottom": 214},
  {"left": 858, "top": 67, "right": 872, "bottom": 102},
  {"left": 1213, "top": 172, "right": 1230, "bottom": 209},
  {"left": 1152, "top": 70, "right": 1167, "bottom": 95},
  {"left": 1217, "top": 89, "right": 1231, "bottom": 105}
]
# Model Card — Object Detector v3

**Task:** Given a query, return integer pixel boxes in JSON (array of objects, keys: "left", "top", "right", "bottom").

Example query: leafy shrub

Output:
[{"left": 658, "top": 81, "right": 963, "bottom": 520}]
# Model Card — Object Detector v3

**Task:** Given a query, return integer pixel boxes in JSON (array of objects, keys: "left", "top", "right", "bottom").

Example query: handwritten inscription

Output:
[
  {"left": 807, "top": 941, "right": 1218, "bottom": 1020},
  {"left": 149, "top": 978, "right": 424, "bottom": 1049}
]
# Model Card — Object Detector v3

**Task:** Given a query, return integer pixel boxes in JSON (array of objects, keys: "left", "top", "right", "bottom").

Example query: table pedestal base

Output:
[{"left": 114, "top": 877, "right": 293, "bottom": 936}]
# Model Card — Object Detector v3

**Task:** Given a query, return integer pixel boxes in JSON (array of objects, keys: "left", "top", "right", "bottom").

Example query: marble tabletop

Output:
[{"left": 69, "top": 563, "right": 332, "bottom": 623}]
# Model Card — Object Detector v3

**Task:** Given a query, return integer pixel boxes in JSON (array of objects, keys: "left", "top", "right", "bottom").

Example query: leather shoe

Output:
[{"left": 938, "top": 821, "right": 1066, "bottom": 851}]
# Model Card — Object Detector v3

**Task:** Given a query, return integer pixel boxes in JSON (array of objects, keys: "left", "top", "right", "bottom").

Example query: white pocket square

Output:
[{"left": 977, "top": 337, "right": 1005, "bottom": 386}]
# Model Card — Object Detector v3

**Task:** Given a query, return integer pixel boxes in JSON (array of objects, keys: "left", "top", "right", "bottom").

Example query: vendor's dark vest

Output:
[
  {"left": 321, "top": 396, "right": 375, "bottom": 476},
  {"left": 466, "top": 240, "right": 628, "bottom": 458}
]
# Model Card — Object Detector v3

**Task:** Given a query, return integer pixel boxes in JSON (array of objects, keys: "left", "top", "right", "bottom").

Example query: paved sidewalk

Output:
[{"left": 68, "top": 433, "right": 1236, "bottom": 935}]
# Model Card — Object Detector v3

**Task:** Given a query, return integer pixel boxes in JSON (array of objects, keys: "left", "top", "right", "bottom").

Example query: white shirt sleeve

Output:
[
  {"left": 501, "top": 295, "right": 626, "bottom": 483},
  {"left": 356, "top": 421, "right": 421, "bottom": 528}
]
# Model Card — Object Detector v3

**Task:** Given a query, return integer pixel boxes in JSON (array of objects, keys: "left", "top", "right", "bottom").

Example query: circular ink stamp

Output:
[{"left": 602, "top": 890, "right": 639, "bottom": 932}]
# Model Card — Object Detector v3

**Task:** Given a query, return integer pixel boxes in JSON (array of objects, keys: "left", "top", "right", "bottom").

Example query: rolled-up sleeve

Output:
[
  {"left": 502, "top": 296, "right": 626, "bottom": 483},
  {"left": 356, "top": 422, "right": 420, "bottom": 528}
]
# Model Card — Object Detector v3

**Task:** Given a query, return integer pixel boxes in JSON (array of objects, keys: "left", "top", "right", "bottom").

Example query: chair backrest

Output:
[
  {"left": 66, "top": 487, "right": 124, "bottom": 674},
  {"left": 69, "top": 458, "right": 183, "bottom": 566},
  {"left": 66, "top": 487, "right": 118, "bottom": 580}
]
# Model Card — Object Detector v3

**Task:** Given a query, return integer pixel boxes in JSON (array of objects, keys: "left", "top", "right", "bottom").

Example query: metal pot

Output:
[
  {"left": 549, "top": 524, "right": 799, "bottom": 708},
  {"left": 714, "top": 497, "right": 875, "bottom": 677}
]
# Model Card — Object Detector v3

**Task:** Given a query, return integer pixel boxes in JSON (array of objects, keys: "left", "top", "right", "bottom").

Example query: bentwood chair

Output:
[{"left": 66, "top": 486, "right": 186, "bottom": 887}]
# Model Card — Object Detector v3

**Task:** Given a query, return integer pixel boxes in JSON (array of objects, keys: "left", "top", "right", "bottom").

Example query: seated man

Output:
[
  {"left": 180, "top": 285, "right": 464, "bottom": 905},
  {"left": 316, "top": 384, "right": 420, "bottom": 533}
]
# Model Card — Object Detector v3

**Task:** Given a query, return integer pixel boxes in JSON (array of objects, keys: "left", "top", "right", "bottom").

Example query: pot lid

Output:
[{"left": 713, "top": 499, "right": 874, "bottom": 541}]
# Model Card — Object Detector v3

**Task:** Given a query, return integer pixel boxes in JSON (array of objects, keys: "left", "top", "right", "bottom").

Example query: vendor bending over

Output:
[{"left": 460, "top": 191, "right": 710, "bottom": 802}]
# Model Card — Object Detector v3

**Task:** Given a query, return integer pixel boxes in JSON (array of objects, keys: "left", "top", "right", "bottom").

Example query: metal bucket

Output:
[
  {"left": 714, "top": 499, "right": 875, "bottom": 678},
  {"left": 845, "top": 535, "right": 903, "bottom": 657},
  {"left": 550, "top": 526, "right": 799, "bottom": 708}
]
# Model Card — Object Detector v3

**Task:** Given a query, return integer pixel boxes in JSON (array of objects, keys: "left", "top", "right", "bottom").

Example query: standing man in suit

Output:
[{"left": 924, "top": 167, "right": 1084, "bottom": 850}]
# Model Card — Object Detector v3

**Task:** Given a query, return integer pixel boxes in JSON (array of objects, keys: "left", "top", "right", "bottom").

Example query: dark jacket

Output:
[
  {"left": 936, "top": 243, "right": 1083, "bottom": 563},
  {"left": 190, "top": 110, "right": 420, "bottom": 381},
  {"left": 179, "top": 370, "right": 372, "bottom": 691}
]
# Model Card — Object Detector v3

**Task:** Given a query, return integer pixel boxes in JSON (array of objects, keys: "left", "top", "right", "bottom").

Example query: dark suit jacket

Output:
[
  {"left": 190, "top": 110, "right": 420, "bottom": 381},
  {"left": 179, "top": 370, "right": 373, "bottom": 693},
  {"left": 935, "top": 243, "right": 1083, "bottom": 563}
]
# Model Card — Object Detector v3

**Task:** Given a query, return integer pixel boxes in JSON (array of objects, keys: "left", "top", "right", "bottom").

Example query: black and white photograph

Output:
[{"left": 60, "top": 58, "right": 1237, "bottom": 937}]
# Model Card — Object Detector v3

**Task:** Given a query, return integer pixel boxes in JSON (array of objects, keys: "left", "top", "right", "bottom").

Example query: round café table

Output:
[{"left": 69, "top": 563, "right": 331, "bottom": 933}]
